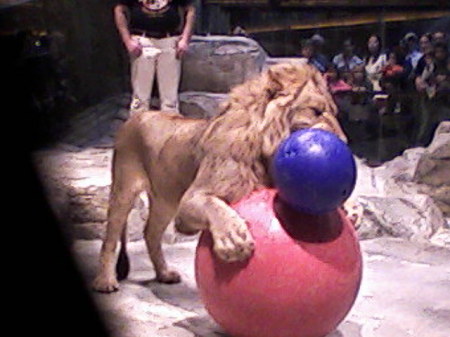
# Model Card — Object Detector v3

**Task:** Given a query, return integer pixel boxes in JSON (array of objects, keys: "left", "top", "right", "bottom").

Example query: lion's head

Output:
[{"left": 201, "top": 62, "right": 347, "bottom": 161}]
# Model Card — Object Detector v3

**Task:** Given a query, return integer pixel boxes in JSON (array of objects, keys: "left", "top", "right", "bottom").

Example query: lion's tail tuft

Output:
[{"left": 116, "top": 231, "right": 130, "bottom": 281}]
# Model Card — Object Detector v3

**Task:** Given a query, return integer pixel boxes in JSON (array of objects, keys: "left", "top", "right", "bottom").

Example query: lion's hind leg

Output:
[
  {"left": 92, "top": 150, "right": 147, "bottom": 293},
  {"left": 143, "top": 199, "right": 181, "bottom": 284}
]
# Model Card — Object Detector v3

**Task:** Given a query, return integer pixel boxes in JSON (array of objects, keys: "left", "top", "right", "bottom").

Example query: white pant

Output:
[{"left": 129, "top": 35, "right": 181, "bottom": 114}]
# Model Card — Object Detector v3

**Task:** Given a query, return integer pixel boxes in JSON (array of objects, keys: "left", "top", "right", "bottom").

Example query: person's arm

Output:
[
  {"left": 176, "top": 4, "right": 196, "bottom": 59},
  {"left": 114, "top": 4, "right": 142, "bottom": 56}
]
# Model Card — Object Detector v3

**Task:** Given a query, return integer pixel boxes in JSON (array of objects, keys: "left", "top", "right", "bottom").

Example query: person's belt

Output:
[{"left": 130, "top": 29, "right": 177, "bottom": 38}]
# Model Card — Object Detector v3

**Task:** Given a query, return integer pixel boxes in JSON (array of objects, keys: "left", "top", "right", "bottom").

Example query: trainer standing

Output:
[{"left": 114, "top": 0, "right": 196, "bottom": 114}]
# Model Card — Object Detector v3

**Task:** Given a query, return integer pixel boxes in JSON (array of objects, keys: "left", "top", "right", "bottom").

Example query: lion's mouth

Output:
[{"left": 290, "top": 122, "right": 312, "bottom": 134}]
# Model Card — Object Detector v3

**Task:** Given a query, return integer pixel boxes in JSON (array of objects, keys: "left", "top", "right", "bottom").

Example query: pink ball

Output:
[{"left": 195, "top": 189, "right": 362, "bottom": 337}]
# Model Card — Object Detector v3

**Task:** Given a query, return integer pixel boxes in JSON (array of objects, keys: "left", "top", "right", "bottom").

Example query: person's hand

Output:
[
  {"left": 415, "top": 77, "right": 426, "bottom": 92},
  {"left": 125, "top": 38, "right": 142, "bottom": 57},
  {"left": 436, "top": 74, "right": 446, "bottom": 84},
  {"left": 176, "top": 38, "right": 189, "bottom": 59}
]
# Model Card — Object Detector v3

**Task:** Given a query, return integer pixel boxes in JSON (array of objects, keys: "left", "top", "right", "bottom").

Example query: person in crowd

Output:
[
  {"left": 415, "top": 51, "right": 435, "bottom": 96},
  {"left": 414, "top": 42, "right": 450, "bottom": 145},
  {"left": 380, "top": 47, "right": 408, "bottom": 114},
  {"left": 113, "top": 0, "right": 196, "bottom": 115},
  {"left": 382, "top": 49, "right": 406, "bottom": 80},
  {"left": 332, "top": 38, "right": 364, "bottom": 73},
  {"left": 433, "top": 42, "right": 449, "bottom": 73},
  {"left": 300, "top": 37, "right": 328, "bottom": 73},
  {"left": 324, "top": 63, "right": 353, "bottom": 95},
  {"left": 300, "top": 38, "right": 314, "bottom": 60},
  {"left": 433, "top": 43, "right": 450, "bottom": 100},
  {"left": 413, "top": 33, "right": 434, "bottom": 80},
  {"left": 309, "top": 33, "right": 329, "bottom": 73},
  {"left": 432, "top": 31, "right": 448, "bottom": 46},
  {"left": 346, "top": 64, "right": 374, "bottom": 138},
  {"left": 401, "top": 32, "right": 422, "bottom": 72},
  {"left": 364, "top": 34, "right": 387, "bottom": 93},
  {"left": 435, "top": 58, "right": 450, "bottom": 105},
  {"left": 416, "top": 42, "right": 449, "bottom": 99},
  {"left": 350, "top": 64, "right": 373, "bottom": 101}
]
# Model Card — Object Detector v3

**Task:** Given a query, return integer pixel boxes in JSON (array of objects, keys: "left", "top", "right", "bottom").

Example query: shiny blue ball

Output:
[{"left": 272, "top": 129, "right": 357, "bottom": 215}]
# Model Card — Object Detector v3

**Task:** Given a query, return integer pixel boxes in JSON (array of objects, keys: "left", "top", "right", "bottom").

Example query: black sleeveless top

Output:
[{"left": 118, "top": 0, "right": 193, "bottom": 35}]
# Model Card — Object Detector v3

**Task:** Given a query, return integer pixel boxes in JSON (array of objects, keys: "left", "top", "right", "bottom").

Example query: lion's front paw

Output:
[
  {"left": 343, "top": 199, "right": 363, "bottom": 228},
  {"left": 92, "top": 274, "right": 120, "bottom": 293},
  {"left": 211, "top": 219, "right": 255, "bottom": 262}
]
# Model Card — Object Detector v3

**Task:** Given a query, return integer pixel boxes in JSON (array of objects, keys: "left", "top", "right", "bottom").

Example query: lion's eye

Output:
[{"left": 311, "top": 107, "right": 323, "bottom": 116}]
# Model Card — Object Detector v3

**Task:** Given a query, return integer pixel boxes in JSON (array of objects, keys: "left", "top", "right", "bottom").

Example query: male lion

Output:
[{"left": 92, "top": 63, "right": 351, "bottom": 293}]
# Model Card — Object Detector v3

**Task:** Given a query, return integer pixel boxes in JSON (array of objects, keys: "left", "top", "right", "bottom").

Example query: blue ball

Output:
[{"left": 272, "top": 129, "right": 357, "bottom": 215}]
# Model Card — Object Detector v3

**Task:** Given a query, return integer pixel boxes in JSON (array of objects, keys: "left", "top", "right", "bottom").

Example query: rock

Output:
[
  {"left": 60, "top": 93, "right": 130, "bottom": 148},
  {"left": 180, "top": 35, "right": 267, "bottom": 93},
  {"left": 33, "top": 148, "right": 151, "bottom": 242},
  {"left": 413, "top": 121, "right": 450, "bottom": 215},
  {"left": 264, "top": 57, "right": 307, "bottom": 69},
  {"left": 430, "top": 227, "right": 450, "bottom": 248},
  {"left": 180, "top": 92, "right": 228, "bottom": 119},
  {"left": 351, "top": 157, "right": 384, "bottom": 198},
  {"left": 66, "top": 184, "right": 109, "bottom": 224},
  {"left": 352, "top": 122, "right": 450, "bottom": 233},
  {"left": 357, "top": 194, "right": 445, "bottom": 241},
  {"left": 414, "top": 122, "right": 450, "bottom": 186}
]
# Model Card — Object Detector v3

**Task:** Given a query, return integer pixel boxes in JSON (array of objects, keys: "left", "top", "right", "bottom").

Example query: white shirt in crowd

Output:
[{"left": 365, "top": 53, "right": 387, "bottom": 92}]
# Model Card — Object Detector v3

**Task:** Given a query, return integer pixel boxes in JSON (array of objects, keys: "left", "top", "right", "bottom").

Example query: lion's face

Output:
[
  {"left": 203, "top": 62, "right": 348, "bottom": 161},
  {"left": 261, "top": 63, "right": 347, "bottom": 152},
  {"left": 268, "top": 64, "right": 347, "bottom": 137},
  {"left": 286, "top": 77, "right": 347, "bottom": 142}
]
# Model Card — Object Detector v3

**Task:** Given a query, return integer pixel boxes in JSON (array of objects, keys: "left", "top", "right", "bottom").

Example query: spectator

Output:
[
  {"left": 347, "top": 64, "right": 373, "bottom": 128},
  {"left": 433, "top": 43, "right": 450, "bottom": 100},
  {"left": 416, "top": 42, "right": 449, "bottom": 99},
  {"left": 414, "top": 33, "right": 434, "bottom": 79},
  {"left": 432, "top": 31, "right": 448, "bottom": 46},
  {"left": 435, "top": 57, "right": 450, "bottom": 104},
  {"left": 414, "top": 43, "right": 450, "bottom": 145},
  {"left": 401, "top": 32, "right": 422, "bottom": 71},
  {"left": 351, "top": 64, "right": 373, "bottom": 99},
  {"left": 380, "top": 48, "right": 407, "bottom": 114},
  {"left": 433, "top": 42, "right": 449, "bottom": 73},
  {"left": 300, "top": 38, "right": 314, "bottom": 60},
  {"left": 324, "top": 63, "right": 352, "bottom": 95},
  {"left": 382, "top": 49, "right": 405, "bottom": 80},
  {"left": 364, "top": 34, "right": 387, "bottom": 92},
  {"left": 309, "top": 33, "right": 329, "bottom": 73},
  {"left": 300, "top": 38, "right": 326, "bottom": 73},
  {"left": 324, "top": 64, "right": 353, "bottom": 129},
  {"left": 332, "top": 38, "right": 364, "bottom": 73},
  {"left": 415, "top": 52, "right": 435, "bottom": 96}
]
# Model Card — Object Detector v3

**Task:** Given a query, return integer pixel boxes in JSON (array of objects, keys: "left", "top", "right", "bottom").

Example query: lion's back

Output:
[{"left": 114, "top": 110, "right": 209, "bottom": 199}]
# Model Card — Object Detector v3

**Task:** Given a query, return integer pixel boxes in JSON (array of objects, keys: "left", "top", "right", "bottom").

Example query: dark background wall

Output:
[
  {"left": 1, "top": 0, "right": 127, "bottom": 108},
  {"left": 41, "top": 0, "right": 128, "bottom": 105}
]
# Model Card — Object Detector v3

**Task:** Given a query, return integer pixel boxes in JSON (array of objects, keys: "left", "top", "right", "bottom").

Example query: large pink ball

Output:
[{"left": 195, "top": 189, "right": 362, "bottom": 337}]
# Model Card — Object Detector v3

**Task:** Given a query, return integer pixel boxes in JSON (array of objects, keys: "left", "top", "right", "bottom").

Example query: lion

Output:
[{"left": 92, "top": 63, "right": 354, "bottom": 293}]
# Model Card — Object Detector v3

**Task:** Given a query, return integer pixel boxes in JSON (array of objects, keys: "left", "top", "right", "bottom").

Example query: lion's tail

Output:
[{"left": 116, "top": 226, "right": 130, "bottom": 281}]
